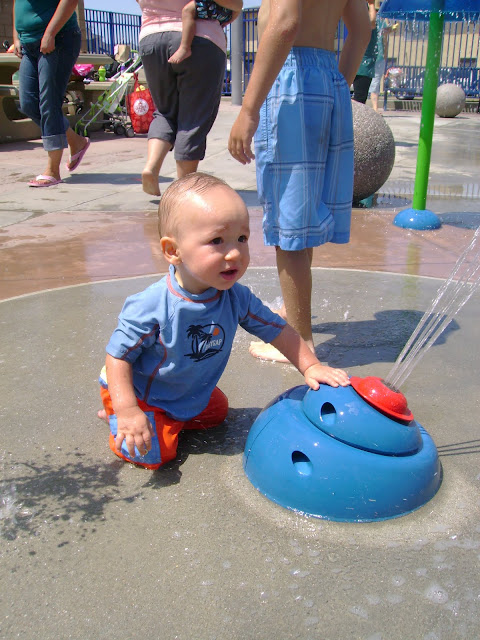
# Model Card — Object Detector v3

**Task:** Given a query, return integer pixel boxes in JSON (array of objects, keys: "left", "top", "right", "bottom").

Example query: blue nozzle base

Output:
[
  {"left": 243, "top": 385, "right": 442, "bottom": 522},
  {"left": 393, "top": 208, "right": 442, "bottom": 230}
]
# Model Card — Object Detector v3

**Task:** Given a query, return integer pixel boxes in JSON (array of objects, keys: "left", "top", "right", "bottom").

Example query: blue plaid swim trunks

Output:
[{"left": 255, "top": 47, "right": 354, "bottom": 250}]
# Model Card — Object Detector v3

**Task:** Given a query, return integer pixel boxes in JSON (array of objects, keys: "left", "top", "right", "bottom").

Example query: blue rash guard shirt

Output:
[{"left": 106, "top": 265, "right": 286, "bottom": 421}]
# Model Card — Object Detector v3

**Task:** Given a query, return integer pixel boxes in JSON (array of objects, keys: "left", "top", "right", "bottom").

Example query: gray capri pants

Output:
[{"left": 139, "top": 32, "right": 226, "bottom": 161}]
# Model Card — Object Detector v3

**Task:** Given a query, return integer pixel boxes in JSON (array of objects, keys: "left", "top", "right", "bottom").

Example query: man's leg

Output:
[
  {"left": 249, "top": 247, "right": 314, "bottom": 363},
  {"left": 276, "top": 247, "right": 314, "bottom": 347}
]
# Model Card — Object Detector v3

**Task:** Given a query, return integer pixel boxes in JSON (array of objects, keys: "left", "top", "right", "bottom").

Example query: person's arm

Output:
[
  {"left": 40, "top": 0, "right": 78, "bottom": 54},
  {"left": 381, "top": 20, "right": 397, "bottom": 49},
  {"left": 105, "top": 353, "right": 154, "bottom": 458},
  {"left": 228, "top": 0, "right": 301, "bottom": 165},
  {"left": 270, "top": 324, "right": 350, "bottom": 389},
  {"left": 338, "top": 0, "right": 373, "bottom": 86},
  {"left": 367, "top": 0, "right": 377, "bottom": 27},
  {"left": 12, "top": 2, "right": 22, "bottom": 58}
]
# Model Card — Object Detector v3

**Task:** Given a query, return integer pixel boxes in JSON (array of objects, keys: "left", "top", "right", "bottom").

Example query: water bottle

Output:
[{"left": 98, "top": 66, "right": 106, "bottom": 82}]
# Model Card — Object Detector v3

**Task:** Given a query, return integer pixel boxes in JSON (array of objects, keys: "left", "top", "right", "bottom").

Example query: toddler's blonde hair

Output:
[{"left": 158, "top": 172, "right": 230, "bottom": 238}]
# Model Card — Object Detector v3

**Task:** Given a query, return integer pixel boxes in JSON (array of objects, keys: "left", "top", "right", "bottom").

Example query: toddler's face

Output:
[{"left": 172, "top": 185, "right": 250, "bottom": 294}]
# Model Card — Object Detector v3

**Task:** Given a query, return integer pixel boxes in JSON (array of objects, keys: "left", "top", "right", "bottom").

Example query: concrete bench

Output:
[
  {"left": 0, "top": 72, "right": 139, "bottom": 143},
  {"left": 0, "top": 83, "right": 87, "bottom": 143},
  {"left": 0, "top": 53, "right": 114, "bottom": 143},
  {"left": 0, "top": 84, "right": 17, "bottom": 97},
  {"left": 0, "top": 84, "right": 41, "bottom": 143}
]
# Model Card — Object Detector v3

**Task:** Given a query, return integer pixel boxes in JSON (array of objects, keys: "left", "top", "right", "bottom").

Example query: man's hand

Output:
[
  {"left": 115, "top": 406, "right": 154, "bottom": 458},
  {"left": 228, "top": 109, "right": 258, "bottom": 165},
  {"left": 303, "top": 364, "right": 350, "bottom": 390}
]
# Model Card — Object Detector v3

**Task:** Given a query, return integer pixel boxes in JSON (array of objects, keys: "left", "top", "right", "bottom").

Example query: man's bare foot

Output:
[
  {"left": 249, "top": 337, "right": 315, "bottom": 364},
  {"left": 168, "top": 46, "right": 191, "bottom": 64},
  {"left": 274, "top": 304, "right": 287, "bottom": 321},
  {"left": 97, "top": 409, "right": 109, "bottom": 424},
  {"left": 249, "top": 341, "right": 291, "bottom": 363},
  {"left": 142, "top": 169, "right": 161, "bottom": 196}
]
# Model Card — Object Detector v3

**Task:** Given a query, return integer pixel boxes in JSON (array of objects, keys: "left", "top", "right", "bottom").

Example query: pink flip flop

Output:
[
  {"left": 29, "top": 175, "right": 63, "bottom": 188},
  {"left": 67, "top": 138, "right": 91, "bottom": 172}
]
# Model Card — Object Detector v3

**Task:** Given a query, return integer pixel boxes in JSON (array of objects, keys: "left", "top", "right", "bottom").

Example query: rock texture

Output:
[
  {"left": 352, "top": 100, "right": 396, "bottom": 203},
  {"left": 435, "top": 83, "right": 466, "bottom": 118}
]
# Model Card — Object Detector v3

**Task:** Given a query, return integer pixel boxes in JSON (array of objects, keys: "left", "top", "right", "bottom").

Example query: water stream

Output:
[{"left": 385, "top": 225, "right": 480, "bottom": 389}]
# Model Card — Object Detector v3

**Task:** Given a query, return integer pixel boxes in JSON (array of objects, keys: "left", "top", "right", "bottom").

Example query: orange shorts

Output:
[{"left": 100, "top": 383, "right": 228, "bottom": 470}]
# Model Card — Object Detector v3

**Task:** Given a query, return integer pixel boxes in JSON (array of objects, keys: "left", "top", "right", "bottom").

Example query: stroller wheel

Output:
[
  {"left": 114, "top": 123, "right": 126, "bottom": 136},
  {"left": 125, "top": 127, "right": 135, "bottom": 138}
]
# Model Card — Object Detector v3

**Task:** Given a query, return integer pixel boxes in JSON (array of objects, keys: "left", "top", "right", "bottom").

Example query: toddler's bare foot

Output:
[
  {"left": 142, "top": 169, "right": 160, "bottom": 196},
  {"left": 168, "top": 46, "right": 191, "bottom": 64},
  {"left": 249, "top": 341, "right": 291, "bottom": 363},
  {"left": 97, "top": 409, "right": 109, "bottom": 424}
]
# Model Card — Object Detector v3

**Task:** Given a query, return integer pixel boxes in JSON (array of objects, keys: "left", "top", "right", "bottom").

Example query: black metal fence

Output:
[
  {"left": 384, "top": 19, "right": 480, "bottom": 97},
  {"left": 84, "top": 9, "right": 142, "bottom": 55}
]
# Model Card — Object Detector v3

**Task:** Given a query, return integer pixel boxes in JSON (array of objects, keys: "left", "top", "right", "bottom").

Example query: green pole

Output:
[{"left": 412, "top": 8, "right": 445, "bottom": 211}]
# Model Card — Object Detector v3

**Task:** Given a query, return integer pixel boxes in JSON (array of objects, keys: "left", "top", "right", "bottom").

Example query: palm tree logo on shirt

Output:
[{"left": 186, "top": 324, "right": 225, "bottom": 361}]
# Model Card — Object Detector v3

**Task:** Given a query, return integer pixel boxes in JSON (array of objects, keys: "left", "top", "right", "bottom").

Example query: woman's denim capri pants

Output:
[{"left": 19, "top": 28, "right": 81, "bottom": 152}]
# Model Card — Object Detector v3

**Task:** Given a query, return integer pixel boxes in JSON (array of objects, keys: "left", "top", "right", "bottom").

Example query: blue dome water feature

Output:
[
  {"left": 243, "top": 377, "right": 442, "bottom": 522},
  {"left": 379, "top": 0, "right": 480, "bottom": 230}
]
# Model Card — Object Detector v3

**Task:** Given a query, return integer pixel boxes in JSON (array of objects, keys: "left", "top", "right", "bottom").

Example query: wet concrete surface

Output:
[
  {"left": 1, "top": 101, "right": 480, "bottom": 639},
  {"left": 1, "top": 269, "right": 479, "bottom": 640},
  {"left": 1, "top": 104, "right": 479, "bottom": 300}
]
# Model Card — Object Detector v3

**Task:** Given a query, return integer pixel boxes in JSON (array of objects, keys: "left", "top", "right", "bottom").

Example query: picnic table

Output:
[{"left": 0, "top": 52, "right": 113, "bottom": 143}]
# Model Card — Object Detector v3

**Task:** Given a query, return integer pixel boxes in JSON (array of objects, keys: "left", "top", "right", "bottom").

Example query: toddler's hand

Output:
[
  {"left": 304, "top": 364, "right": 350, "bottom": 390},
  {"left": 115, "top": 406, "right": 154, "bottom": 458}
]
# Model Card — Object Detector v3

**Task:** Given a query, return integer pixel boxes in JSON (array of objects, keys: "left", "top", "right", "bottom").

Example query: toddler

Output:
[
  {"left": 168, "top": 0, "right": 233, "bottom": 64},
  {"left": 98, "top": 173, "right": 350, "bottom": 469}
]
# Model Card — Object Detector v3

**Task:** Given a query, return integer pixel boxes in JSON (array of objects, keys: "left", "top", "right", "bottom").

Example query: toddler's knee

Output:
[{"left": 215, "top": 388, "right": 229, "bottom": 423}]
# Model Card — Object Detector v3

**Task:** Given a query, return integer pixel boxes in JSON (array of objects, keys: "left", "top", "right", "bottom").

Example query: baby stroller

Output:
[{"left": 74, "top": 54, "right": 144, "bottom": 138}]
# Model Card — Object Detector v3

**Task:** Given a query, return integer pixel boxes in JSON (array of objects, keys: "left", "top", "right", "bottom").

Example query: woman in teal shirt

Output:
[{"left": 13, "top": 0, "right": 90, "bottom": 187}]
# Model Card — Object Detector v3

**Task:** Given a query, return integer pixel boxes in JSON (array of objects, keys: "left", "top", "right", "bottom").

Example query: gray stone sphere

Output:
[
  {"left": 352, "top": 101, "right": 396, "bottom": 203},
  {"left": 435, "top": 83, "right": 466, "bottom": 118}
]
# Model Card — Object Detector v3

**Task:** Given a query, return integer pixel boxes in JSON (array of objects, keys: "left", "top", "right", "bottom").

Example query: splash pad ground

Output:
[
  {"left": 1, "top": 268, "right": 479, "bottom": 639},
  {"left": 1, "top": 103, "right": 480, "bottom": 639}
]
